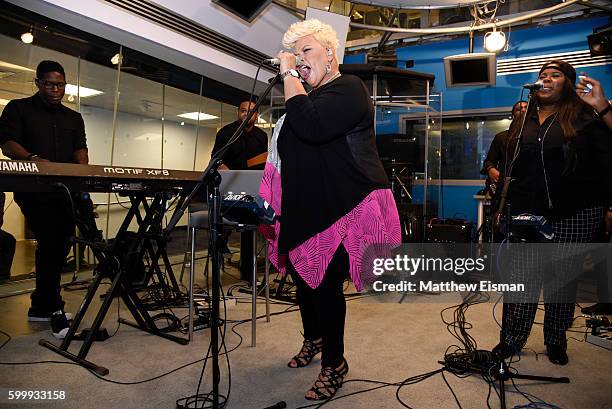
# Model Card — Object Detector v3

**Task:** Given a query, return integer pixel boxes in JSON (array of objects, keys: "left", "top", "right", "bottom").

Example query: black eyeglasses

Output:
[{"left": 36, "top": 79, "right": 66, "bottom": 90}]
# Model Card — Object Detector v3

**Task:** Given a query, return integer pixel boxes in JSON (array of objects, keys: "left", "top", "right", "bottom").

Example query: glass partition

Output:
[
  {"left": 440, "top": 114, "right": 513, "bottom": 180},
  {"left": 375, "top": 95, "right": 442, "bottom": 216},
  {"left": 0, "top": 30, "right": 242, "bottom": 281}
]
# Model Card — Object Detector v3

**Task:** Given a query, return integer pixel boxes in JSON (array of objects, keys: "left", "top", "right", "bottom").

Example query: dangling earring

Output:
[{"left": 325, "top": 64, "right": 331, "bottom": 74}]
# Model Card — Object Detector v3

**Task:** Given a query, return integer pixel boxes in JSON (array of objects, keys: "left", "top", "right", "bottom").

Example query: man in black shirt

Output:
[
  {"left": 0, "top": 60, "right": 88, "bottom": 339},
  {"left": 211, "top": 101, "right": 268, "bottom": 170}
]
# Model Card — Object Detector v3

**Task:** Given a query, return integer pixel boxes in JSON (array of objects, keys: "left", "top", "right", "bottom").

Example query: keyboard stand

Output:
[{"left": 40, "top": 191, "right": 188, "bottom": 376}]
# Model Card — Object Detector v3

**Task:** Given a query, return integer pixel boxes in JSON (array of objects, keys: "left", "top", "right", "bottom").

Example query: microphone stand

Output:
[
  {"left": 166, "top": 73, "right": 282, "bottom": 409},
  {"left": 492, "top": 89, "right": 569, "bottom": 409},
  {"left": 390, "top": 167, "right": 412, "bottom": 201}
]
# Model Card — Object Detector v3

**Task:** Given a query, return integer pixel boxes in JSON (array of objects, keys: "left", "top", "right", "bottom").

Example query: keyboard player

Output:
[{"left": 0, "top": 60, "right": 88, "bottom": 339}]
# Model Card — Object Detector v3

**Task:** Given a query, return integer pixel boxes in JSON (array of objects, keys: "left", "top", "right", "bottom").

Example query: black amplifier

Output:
[{"left": 426, "top": 218, "right": 474, "bottom": 243}]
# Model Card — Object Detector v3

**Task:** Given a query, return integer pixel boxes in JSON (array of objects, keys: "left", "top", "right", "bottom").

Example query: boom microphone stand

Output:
[
  {"left": 165, "top": 73, "right": 281, "bottom": 409},
  {"left": 492, "top": 88, "right": 568, "bottom": 409}
]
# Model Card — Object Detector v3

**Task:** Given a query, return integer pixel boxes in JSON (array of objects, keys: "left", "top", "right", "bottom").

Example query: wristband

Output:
[{"left": 595, "top": 102, "right": 611, "bottom": 118}]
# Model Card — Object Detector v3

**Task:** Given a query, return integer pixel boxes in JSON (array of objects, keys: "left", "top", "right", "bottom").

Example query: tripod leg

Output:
[{"left": 510, "top": 373, "right": 569, "bottom": 383}]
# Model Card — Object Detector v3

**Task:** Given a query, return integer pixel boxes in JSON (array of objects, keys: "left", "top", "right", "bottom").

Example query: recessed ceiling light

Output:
[
  {"left": 64, "top": 84, "right": 104, "bottom": 98},
  {"left": 177, "top": 112, "right": 219, "bottom": 121}
]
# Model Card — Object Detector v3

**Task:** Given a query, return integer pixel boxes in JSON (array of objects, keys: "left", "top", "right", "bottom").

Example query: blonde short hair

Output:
[{"left": 282, "top": 19, "right": 339, "bottom": 53}]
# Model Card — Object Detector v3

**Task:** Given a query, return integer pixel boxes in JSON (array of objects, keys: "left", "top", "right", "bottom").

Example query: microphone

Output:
[
  {"left": 264, "top": 56, "right": 302, "bottom": 66},
  {"left": 522, "top": 81, "right": 544, "bottom": 91}
]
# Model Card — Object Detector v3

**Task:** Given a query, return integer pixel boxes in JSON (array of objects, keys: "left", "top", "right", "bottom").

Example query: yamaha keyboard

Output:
[{"left": 0, "top": 159, "right": 202, "bottom": 193}]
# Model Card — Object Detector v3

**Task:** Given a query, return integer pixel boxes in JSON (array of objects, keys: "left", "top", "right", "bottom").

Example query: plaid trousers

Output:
[{"left": 503, "top": 206, "right": 605, "bottom": 350}]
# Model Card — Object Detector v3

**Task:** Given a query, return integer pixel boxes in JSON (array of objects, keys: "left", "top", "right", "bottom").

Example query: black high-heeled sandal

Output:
[
  {"left": 287, "top": 338, "right": 323, "bottom": 368},
  {"left": 305, "top": 359, "right": 349, "bottom": 401}
]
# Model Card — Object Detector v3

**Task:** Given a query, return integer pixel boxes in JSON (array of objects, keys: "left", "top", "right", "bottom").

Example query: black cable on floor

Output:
[
  {"left": 175, "top": 281, "right": 232, "bottom": 408},
  {"left": 441, "top": 370, "right": 464, "bottom": 409}
]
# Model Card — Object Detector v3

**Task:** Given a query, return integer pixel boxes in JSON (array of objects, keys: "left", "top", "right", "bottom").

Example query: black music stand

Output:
[{"left": 489, "top": 88, "right": 569, "bottom": 408}]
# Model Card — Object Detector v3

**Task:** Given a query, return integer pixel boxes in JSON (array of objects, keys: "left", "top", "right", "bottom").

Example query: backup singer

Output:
[
  {"left": 259, "top": 19, "right": 401, "bottom": 400},
  {"left": 0, "top": 60, "right": 88, "bottom": 339},
  {"left": 497, "top": 60, "right": 611, "bottom": 365}
]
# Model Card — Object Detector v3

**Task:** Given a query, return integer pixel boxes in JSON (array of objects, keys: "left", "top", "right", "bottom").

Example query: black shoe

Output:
[
  {"left": 492, "top": 342, "right": 520, "bottom": 360},
  {"left": 546, "top": 345, "right": 568, "bottom": 365},
  {"left": 581, "top": 303, "right": 612, "bottom": 315},
  {"left": 28, "top": 308, "right": 72, "bottom": 322},
  {"left": 222, "top": 246, "right": 232, "bottom": 260},
  {"left": 50, "top": 310, "right": 71, "bottom": 339}
]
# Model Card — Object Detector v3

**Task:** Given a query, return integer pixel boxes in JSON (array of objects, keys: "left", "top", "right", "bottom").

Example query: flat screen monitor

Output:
[
  {"left": 212, "top": 0, "right": 272, "bottom": 22},
  {"left": 443, "top": 53, "right": 496, "bottom": 87}
]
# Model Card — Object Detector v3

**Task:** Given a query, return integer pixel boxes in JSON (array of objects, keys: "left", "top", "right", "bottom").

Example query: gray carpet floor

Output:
[{"left": 0, "top": 265, "right": 611, "bottom": 409}]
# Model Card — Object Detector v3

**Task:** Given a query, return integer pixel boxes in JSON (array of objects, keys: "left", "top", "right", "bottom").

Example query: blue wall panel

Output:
[
  {"left": 346, "top": 16, "right": 610, "bottom": 224},
  {"left": 394, "top": 16, "right": 611, "bottom": 111},
  {"left": 346, "top": 17, "right": 610, "bottom": 112}
]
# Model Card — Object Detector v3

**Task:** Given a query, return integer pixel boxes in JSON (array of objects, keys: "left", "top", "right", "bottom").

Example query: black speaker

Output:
[
  {"left": 588, "top": 26, "right": 611, "bottom": 56},
  {"left": 426, "top": 218, "right": 474, "bottom": 243},
  {"left": 212, "top": 0, "right": 272, "bottom": 22}
]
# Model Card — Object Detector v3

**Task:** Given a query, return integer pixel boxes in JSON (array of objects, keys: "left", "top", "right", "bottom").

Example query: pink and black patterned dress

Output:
[{"left": 258, "top": 75, "right": 401, "bottom": 291}]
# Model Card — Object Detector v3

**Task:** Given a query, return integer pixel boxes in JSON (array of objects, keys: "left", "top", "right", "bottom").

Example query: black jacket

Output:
[
  {"left": 508, "top": 106, "right": 611, "bottom": 220},
  {"left": 277, "top": 75, "right": 389, "bottom": 253}
]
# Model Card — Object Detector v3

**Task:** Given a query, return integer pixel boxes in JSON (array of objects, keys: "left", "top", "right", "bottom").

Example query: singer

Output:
[
  {"left": 496, "top": 60, "right": 611, "bottom": 365},
  {"left": 258, "top": 19, "right": 400, "bottom": 400}
]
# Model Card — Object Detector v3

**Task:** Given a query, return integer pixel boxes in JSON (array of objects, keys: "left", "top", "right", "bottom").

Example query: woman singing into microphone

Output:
[
  {"left": 497, "top": 60, "right": 611, "bottom": 365},
  {"left": 259, "top": 19, "right": 400, "bottom": 400}
]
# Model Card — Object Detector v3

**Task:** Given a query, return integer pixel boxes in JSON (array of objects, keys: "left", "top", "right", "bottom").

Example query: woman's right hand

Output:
[
  {"left": 276, "top": 51, "right": 297, "bottom": 75},
  {"left": 576, "top": 75, "right": 608, "bottom": 112}
]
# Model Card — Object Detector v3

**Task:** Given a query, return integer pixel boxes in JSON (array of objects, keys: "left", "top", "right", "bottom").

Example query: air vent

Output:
[
  {"left": 497, "top": 49, "right": 611, "bottom": 76},
  {"left": 103, "top": 0, "right": 274, "bottom": 71}
]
